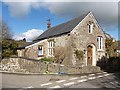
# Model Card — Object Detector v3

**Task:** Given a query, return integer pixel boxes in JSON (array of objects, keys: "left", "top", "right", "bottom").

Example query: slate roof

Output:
[
  {"left": 18, "top": 12, "right": 89, "bottom": 49},
  {"left": 105, "top": 33, "right": 112, "bottom": 39},
  {"left": 34, "top": 12, "right": 89, "bottom": 41},
  {"left": 17, "top": 42, "right": 36, "bottom": 49}
]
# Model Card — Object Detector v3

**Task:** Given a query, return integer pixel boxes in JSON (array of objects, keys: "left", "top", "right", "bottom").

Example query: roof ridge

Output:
[{"left": 33, "top": 12, "right": 90, "bottom": 41}]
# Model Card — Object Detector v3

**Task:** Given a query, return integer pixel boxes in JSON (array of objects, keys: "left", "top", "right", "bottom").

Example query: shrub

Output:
[
  {"left": 2, "top": 39, "right": 18, "bottom": 58},
  {"left": 97, "top": 57, "right": 120, "bottom": 72},
  {"left": 54, "top": 46, "right": 66, "bottom": 63},
  {"left": 75, "top": 50, "right": 83, "bottom": 60},
  {"left": 40, "top": 57, "right": 54, "bottom": 62}
]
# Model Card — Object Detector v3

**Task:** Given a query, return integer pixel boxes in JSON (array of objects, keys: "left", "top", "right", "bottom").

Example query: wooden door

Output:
[{"left": 87, "top": 45, "right": 93, "bottom": 66}]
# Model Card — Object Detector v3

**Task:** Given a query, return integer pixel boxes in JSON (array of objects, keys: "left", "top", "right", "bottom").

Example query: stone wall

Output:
[
  {"left": 69, "top": 12, "right": 106, "bottom": 66},
  {"left": 0, "top": 57, "right": 101, "bottom": 74},
  {"left": 0, "top": 57, "right": 67, "bottom": 74}
]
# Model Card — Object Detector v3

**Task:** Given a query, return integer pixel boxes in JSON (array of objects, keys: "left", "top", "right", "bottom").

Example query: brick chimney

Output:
[{"left": 47, "top": 19, "right": 51, "bottom": 29}]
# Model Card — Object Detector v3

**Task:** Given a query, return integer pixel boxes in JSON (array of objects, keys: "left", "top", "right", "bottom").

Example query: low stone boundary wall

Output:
[
  {"left": 0, "top": 57, "right": 67, "bottom": 74},
  {"left": 67, "top": 66, "right": 101, "bottom": 74},
  {"left": 0, "top": 57, "right": 101, "bottom": 74}
]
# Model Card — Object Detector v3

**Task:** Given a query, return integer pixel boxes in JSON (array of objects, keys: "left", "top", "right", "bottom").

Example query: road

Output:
[{"left": 1, "top": 72, "right": 120, "bottom": 89}]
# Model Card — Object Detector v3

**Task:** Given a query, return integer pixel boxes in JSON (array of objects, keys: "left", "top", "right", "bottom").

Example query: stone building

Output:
[{"left": 17, "top": 12, "right": 106, "bottom": 67}]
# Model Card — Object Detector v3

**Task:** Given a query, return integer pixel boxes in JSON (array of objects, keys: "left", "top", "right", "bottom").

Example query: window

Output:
[
  {"left": 88, "top": 24, "right": 93, "bottom": 34},
  {"left": 38, "top": 46, "right": 43, "bottom": 56},
  {"left": 48, "top": 40, "right": 54, "bottom": 57},
  {"left": 19, "top": 50, "right": 22, "bottom": 57},
  {"left": 97, "top": 36, "right": 103, "bottom": 50}
]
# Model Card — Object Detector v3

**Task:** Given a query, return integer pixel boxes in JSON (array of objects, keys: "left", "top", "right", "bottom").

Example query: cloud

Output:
[
  {"left": 3, "top": 1, "right": 118, "bottom": 38},
  {"left": 3, "top": 2, "right": 118, "bottom": 26},
  {"left": 4, "top": 2, "right": 32, "bottom": 17},
  {"left": 45, "top": 2, "right": 118, "bottom": 27},
  {"left": 13, "top": 29, "right": 43, "bottom": 42}
]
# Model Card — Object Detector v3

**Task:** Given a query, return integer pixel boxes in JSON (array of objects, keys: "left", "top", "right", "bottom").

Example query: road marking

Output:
[
  {"left": 56, "top": 80, "right": 66, "bottom": 83},
  {"left": 77, "top": 79, "right": 87, "bottom": 83},
  {"left": 110, "top": 82, "right": 115, "bottom": 85},
  {"left": 69, "top": 77, "right": 78, "bottom": 80},
  {"left": 114, "top": 81, "right": 119, "bottom": 84},
  {"left": 41, "top": 82, "right": 52, "bottom": 86},
  {"left": 97, "top": 73, "right": 102, "bottom": 75},
  {"left": 97, "top": 75, "right": 103, "bottom": 78},
  {"left": 27, "top": 86, "right": 34, "bottom": 88},
  {"left": 80, "top": 75, "right": 87, "bottom": 78},
  {"left": 104, "top": 74, "right": 110, "bottom": 76},
  {"left": 21, "top": 86, "right": 34, "bottom": 90},
  {"left": 49, "top": 85, "right": 61, "bottom": 88},
  {"left": 64, "top": 82, "right": 75, "bottom": 86},
  {"left": 88, "top": 74, "right": 95, "bottom": 76},
  {"left": 88, "top": 77, "right": 96, "bottom": 80},
  {"left": 103, "top": 72, "right": 107, "bottom": 74}
]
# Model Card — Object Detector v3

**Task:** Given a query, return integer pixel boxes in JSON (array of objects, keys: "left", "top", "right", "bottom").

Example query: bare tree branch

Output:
[{"left": 0, "top": 20, "right": 12, "bottom": 39}]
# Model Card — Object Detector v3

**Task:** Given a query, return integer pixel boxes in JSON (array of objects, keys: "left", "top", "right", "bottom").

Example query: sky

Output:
[{"left": 1, "top": 0, "right": 119, "bottom": 42}]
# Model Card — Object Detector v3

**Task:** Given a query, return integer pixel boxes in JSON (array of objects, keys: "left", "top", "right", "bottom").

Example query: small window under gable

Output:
[
  {"left": 38, "top": 45, "right": 43, "bottom": 56},
  {"left": 88, "top": 23, "right": 93, "bottom": 34}
]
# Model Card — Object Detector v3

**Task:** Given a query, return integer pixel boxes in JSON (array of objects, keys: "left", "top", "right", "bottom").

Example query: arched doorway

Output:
[
  {"left": 87, "top": 44, "right": 96, "bottom": 66},
  {"left": 87, "top": 45, "right": 93, "bottom": 66}
]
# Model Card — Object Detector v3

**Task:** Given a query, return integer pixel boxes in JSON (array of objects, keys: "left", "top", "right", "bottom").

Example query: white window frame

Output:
[
  {"left": 19, "top": 50, "right": 22, "bottom": 57},
  {"left": 88, "top": 23, "right": 93, "bottom": 34},
  {"left": 38, "top": 46, "right": 43, "bottom": 56},
  {"left": 97, "top": 36, "right": 103, "bottom": 50},
  {"left": 48, "top": 40, "right": 54, "bottom": 57}
]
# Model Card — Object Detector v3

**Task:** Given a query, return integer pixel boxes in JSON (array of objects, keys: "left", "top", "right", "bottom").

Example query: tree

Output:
[
  {"left": 105, "top": 38, "right": 117, "bottom": 58},
  {"left": 2, "top": 39, "right": 18, "bottom": 58},
  {"left": 23, "top": 38, "right": 26, "bottom": 42},
  {"left": 0, "top": 20, "right": 12, "bottom": 39}
]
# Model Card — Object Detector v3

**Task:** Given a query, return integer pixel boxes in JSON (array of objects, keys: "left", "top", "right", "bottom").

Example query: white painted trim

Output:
[
  {"left": 92, "top": 44, "right": 96, "bottom": 66},
  {"left": 25, "top": 39, "right": 47, "bottom": 49}
]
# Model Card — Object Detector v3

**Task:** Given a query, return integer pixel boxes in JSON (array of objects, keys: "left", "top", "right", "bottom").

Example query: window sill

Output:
[
  {"left": 38, "top": 55, "right": 44, "bottom": 57},
  {"left": 48, "top": 55, "right": 54, "bottom": 57},
  {"left": 97, "top": 49, "right": 105, "bottom": 52}
]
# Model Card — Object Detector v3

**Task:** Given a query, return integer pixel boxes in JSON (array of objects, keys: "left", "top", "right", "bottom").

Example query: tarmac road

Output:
[{"left": 1, "top": 72, "right": 120, "bottom": 89}]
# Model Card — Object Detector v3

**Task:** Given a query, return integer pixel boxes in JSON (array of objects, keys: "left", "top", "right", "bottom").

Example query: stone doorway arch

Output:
[{"left": 87, "top": 44, "right": 96, "bottom": 66}]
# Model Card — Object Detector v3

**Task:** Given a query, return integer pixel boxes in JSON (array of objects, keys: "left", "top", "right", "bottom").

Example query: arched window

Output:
[{"left": 88, "top": 24, "right": 93, "bottom": 34}]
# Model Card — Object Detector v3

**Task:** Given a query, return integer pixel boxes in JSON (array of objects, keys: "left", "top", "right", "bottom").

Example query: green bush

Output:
[
  {"left": 40, "top": 57, "right": 54, "bottom": 62},
  {"left": 75, "top": 50, "right": 83, "bottom": 60},
  {"left": 97, "top": 57, "right": 120, "bottom": 72},
  {"left": 2, "top": 39, "right": 18, "bottom": 58}
]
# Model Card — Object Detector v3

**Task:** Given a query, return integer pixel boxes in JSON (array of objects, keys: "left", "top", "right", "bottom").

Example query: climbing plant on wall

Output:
[{"left": 74, "top": 50, "right": 84, "bottom": 61}]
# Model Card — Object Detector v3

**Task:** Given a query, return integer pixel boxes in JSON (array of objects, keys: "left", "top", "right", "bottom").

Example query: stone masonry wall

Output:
[
  {"left": 0, "top": 57, "right": 101, "bottom": 74},
  {"left": 0, "top": 57, "right": 67, "bottom": 74},
  {"left": 69, "top": 12, "right": 106, "bottom": 66}
]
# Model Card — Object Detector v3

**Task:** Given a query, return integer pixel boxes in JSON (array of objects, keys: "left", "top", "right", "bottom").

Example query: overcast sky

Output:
[{"left": 1, "top": 0, "right": 119, "bottom": 41}]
